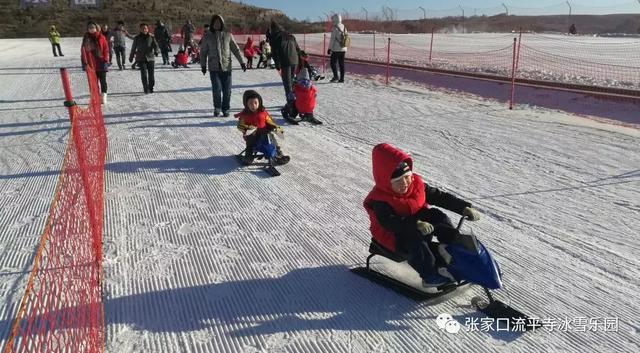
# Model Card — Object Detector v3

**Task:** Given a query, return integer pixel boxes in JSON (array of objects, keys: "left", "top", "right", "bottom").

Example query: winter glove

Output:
[
  {"left": 275, "top": 127, "right": 284, "bottom": 139},
  {"left": 128, "top": 57, "right": 133, "bottom": 63},
  {"left": 81, "top": 63, "right": 86, "bottom": 71},
  {"left": 463, "top": 207, "right": 481, "bottom": 221},
  {"left": 416, "top": 220, "right": 434, "bottom": 236},
  {"left": 241, "top": 63, "right": 247, "bottom": 72},
  {"left": 201, "top": 67, "right": 207, "bottom": 75},
  {"left": 154, "top": 52, "right": 158, "bottom": 57},
  {"left": 327, "top": 49, "right": 331, "bottom": 55},
  {"left": 102, "top": 63, "right": 109, "bottom": 71}
]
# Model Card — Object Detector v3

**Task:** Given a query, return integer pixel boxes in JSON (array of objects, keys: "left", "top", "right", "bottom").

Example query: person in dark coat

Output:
[
  {"left": 181, "top": 20, "right": 195, "bottom": 48},
  {"left": 129, "top": 23, "right": 159, "bottom": 94},
  {"left": 198, "top": 24, "right": 209, "bottom": 46},
  {"left": 81, "top": 21, "right": 110, "bottom": 104},
  {"left": 363, "top": 143, "right": 481, "bottom": 286},
  {"left": 268, "top": 20, "right": 300, "bottom": 102},
  {"left": 112, "top": 21, "right": 135, "bottom": 70},
  {"left": 154, "top": 20, "right": 172, "bottom": 65},
  {"left": 101, "top": 24, "right": 114, "bottom": 64},
  {"left": 200, "top": 14, "right": 246, "bottom": 117}
]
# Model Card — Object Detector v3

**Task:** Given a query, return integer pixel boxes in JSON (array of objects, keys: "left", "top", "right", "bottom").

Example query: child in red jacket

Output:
[
  {"left": 236, "top": 90, "right": 290, "bottom": 165},
  {"left": 293, "top": 69, "right": 322, "bottom": 125},
  {"left": 363, "top": 143, "right": 481, "bottom": 287},
  {"left": 244, "top": 37, "right": 255, "bottom": 69},
  {"left": 172, "top": 47, "right": 189, "bottom": 68}
]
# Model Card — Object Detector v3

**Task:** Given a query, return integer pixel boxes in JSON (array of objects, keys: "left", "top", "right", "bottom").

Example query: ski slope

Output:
[{"left": 0, "top": 37, "right": 639, "bottom": 353}]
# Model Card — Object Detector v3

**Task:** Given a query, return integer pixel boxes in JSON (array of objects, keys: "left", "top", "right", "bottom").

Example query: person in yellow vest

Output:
[{"left": 48, "top": 25, "right": 64, "bottom": 57}]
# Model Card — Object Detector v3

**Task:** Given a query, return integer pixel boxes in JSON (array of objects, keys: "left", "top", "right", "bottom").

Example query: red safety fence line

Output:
[
  {"left": 3, "top": 57, "right": 107, "bottom": 353},
  {"left": 298, "top": 31, "right": 640, "bottom": 98}
]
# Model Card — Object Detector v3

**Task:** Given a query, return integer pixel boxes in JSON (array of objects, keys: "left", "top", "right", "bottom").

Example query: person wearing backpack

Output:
[{"left": 328, "top": 14, "right": 348, "bottom": 83}]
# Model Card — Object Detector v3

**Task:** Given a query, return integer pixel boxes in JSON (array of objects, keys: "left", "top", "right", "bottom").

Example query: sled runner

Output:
[
  {"left": 352, "top": 216, "right": 535, "bottom": 330},
  {"left": 236, "top": 131, "right": 286, "bottom": 177},
  {"left": 350, "top": 239, "right": 467, "bottom": 301},
  {"left": 281, "top": 101, "right": 301, "bottom": 125}
]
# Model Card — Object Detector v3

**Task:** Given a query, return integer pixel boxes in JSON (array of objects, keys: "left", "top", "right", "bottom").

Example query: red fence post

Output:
[
  {"left": 386, "top": 38, "right": 391, "bottom": 85},
  {"left": 509, "top": 38, "right": 517, "bottom": 110},
  {"left": 429, "top": 27, "right": 434, "bottom": 64},
  {"left": 59, "top": 68, "right": 76, "bottom": 121},
  {"left": 322, "top": 33, "right": 327, "bottom": 73}
]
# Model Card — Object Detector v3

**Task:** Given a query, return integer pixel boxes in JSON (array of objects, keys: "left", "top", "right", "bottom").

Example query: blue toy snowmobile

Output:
[{"left": 352, "top": 216, "right": 535, "bottom": 330}]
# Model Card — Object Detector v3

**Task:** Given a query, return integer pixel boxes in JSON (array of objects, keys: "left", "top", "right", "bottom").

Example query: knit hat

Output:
[
  {"left": 390, "top": 161, "right": 411, "bottom": 181},
  {"left": 242, "top": 90, "right": 265, "bottom": 111}
]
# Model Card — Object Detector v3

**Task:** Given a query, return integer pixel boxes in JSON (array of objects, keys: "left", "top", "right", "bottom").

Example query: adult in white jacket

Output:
[{"left": 328, "top": 14, "right": 347, "bottom": 83}]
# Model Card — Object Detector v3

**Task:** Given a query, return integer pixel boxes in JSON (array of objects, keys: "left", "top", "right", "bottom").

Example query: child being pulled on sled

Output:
[
  {"left": 172, "top": 46, "right": 189, "bottom": 68},
  {"left": 363, "top": 143, "right": 482, "bottom": 287},
  {"left": 292, "top": 69, "right": 322, "bottom": 125},
  {"left": 188, "top": 40, "right": 200, "bottom": 64},
  {"left": 236, "top": 90, "right": 290, "bottom": 165}
]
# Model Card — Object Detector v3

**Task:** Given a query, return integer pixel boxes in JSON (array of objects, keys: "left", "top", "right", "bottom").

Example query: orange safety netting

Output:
[{"left": 3, "top": 58, "right": 106, "bottom": 353}]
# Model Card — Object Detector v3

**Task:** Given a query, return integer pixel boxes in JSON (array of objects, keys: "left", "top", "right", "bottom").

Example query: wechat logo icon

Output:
[{"left": 436, "top": 313, "right": 461, "bottom": 334}]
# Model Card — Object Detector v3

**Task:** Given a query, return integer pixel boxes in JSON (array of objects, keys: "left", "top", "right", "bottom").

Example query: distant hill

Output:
[
  {"left": 344, "top": 13, "right": 640, "bottom": 35},
  {"left": 0, "top": 0, "right": 320, "bottom": 38}
]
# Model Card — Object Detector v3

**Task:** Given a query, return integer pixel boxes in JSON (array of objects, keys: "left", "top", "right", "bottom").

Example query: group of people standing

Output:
[
  {"left": 54, "top": 14, "right": 349, "bottom": 117},
  {"left": 78, "top": 20, "right": 166, "bottom": 102}
]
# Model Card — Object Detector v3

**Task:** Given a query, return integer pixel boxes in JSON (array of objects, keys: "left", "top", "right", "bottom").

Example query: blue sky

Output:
[{"left": 239, "top": 1, "right": 640, "bottom": 20}]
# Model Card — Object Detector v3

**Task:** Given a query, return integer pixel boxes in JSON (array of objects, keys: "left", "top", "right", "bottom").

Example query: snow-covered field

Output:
[{"left": 1, "top": 38, "right": 639, "bottom": 353}]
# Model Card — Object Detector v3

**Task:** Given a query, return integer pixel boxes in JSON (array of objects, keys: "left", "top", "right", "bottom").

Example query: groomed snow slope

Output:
[{"left": 0, "top": 38, "right": 638, "bottom": 353}]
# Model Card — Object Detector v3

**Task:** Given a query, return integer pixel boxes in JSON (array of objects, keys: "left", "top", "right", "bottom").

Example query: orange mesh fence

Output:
[{"left": 3, "top": 58, "right": 106, "bottom": 353}]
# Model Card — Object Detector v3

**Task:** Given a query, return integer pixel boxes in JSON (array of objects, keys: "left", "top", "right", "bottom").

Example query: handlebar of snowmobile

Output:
[{"left": 456, "top": 216, "right": 469, "bottom": 231}]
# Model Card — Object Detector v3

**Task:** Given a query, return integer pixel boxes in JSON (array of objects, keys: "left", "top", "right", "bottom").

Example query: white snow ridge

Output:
[{"left": 0, "top": 38, "right": 639, "bottom": 353}]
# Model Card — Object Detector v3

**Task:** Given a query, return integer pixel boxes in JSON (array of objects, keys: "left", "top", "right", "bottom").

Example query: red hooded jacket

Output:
[
  {"left": 244, "top": 38, "right": 255, "bottom": 58},
  {"left": 81, "top": 31, "right": 110, "bottom": 72},
  {"left": 363, "top": 143, "right": 428, "bottom": 251},
  {"left": 293, "top": 81, "right": 316, "bottom": 114},
  {"left": 235, "top": 110, "right": 271, "bottom": 129},
  {"left": 176, "top": 51, "right": 189, "bottom": 65}
]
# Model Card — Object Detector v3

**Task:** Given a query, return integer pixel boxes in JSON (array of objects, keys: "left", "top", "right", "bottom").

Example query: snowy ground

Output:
[{"left": 1, "top": 38, "right": 639, "bottom": 353}]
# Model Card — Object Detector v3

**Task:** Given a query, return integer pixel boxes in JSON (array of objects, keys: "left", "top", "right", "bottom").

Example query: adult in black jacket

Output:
[
  {"left": 268, "top": 20, "right": 300, "bottom": 102},
  {"left": 182, "top": 20, "right": 195, "bottom": 48},
  {"left": 129, "top": 23, "right": 159, "bottom": 94},
  {"left": 101, "top": 24, "right": 114, "bottom": 64},
  {"left": 154, "top": 20, "right": 172, "bottom": 65}
]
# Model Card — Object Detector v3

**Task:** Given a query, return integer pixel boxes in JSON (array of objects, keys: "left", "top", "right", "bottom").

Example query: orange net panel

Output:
[{"left": 3, "top": 57, "right": 106, "bottom": 353}]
